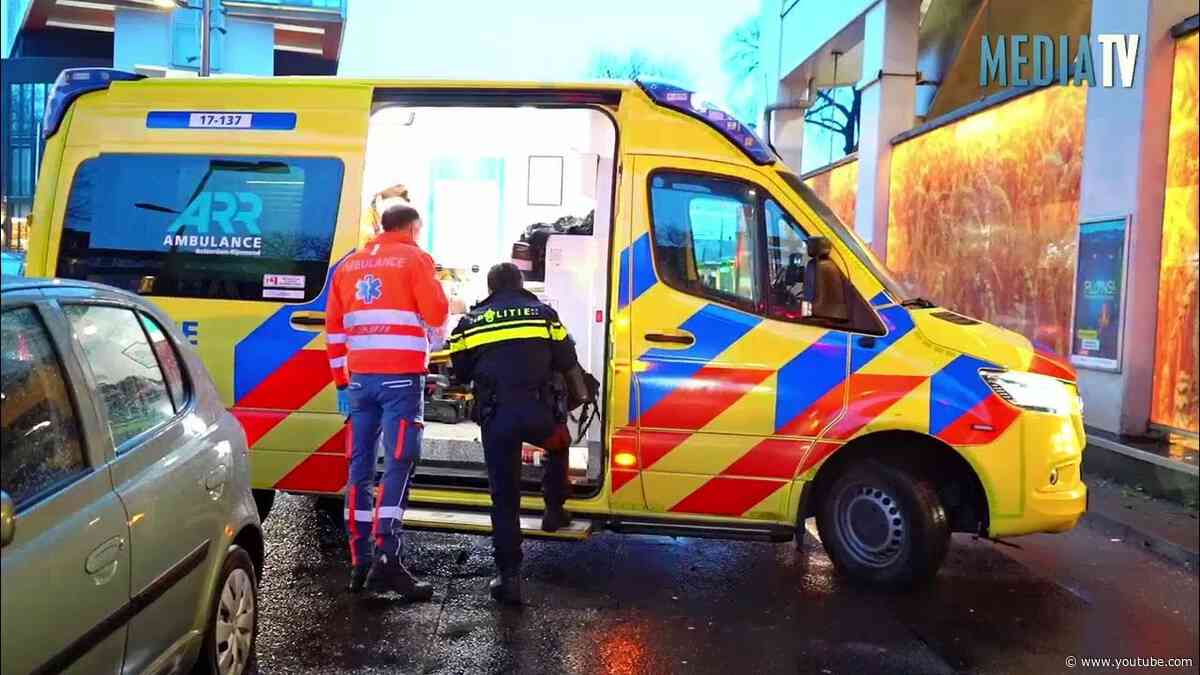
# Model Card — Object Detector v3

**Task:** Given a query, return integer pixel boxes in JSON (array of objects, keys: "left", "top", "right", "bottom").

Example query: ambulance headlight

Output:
[{"left": 981, "top": 370, "right": 1074, "bottom": 416}]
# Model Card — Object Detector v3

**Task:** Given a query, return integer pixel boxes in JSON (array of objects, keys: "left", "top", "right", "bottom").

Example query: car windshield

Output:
[{"left": 776, "top": 170, "right": 910, "bottom": 302}]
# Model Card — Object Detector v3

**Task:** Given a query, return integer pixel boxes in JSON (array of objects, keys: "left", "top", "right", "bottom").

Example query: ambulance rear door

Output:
[{"left": 42, "top": 78, "right": 372, "bottom": 493}]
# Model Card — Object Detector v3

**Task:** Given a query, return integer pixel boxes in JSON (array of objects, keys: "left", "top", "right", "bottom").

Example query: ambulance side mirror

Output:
[{"left": 802, "top": 237, "right": 849, "bottom": 323}]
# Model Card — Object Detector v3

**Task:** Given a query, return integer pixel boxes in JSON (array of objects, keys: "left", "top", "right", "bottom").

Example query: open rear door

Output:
[{"left": 365, "top": 86, "right": 621, "bottom": 501}]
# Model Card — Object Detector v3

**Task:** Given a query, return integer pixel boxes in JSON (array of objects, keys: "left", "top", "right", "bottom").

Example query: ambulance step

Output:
[{"left": 402, "top": 507, "right": 593, "bottom": 540}]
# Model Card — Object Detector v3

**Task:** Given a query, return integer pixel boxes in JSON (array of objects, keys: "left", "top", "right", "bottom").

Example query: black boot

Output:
[
  {"left": 347, "top": 564, "right": 370, "bottom": 594},
  {"left": 367, "top": 553, "right": 434, "bottom": 601},
  {"left": 489, "top": 574, "right": 523, "bottom": 606},
  {"left": 541, "top": 504, "right": 573, "bottom": 532}
]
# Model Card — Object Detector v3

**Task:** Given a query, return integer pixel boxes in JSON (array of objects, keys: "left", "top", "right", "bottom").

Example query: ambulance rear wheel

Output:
[{"left": 816, "top": 460, "right": 949, "bottom": 589}]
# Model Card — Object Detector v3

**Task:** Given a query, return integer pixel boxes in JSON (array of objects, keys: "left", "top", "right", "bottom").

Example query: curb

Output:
[
  {"left": 1081, "top": 509, "right": 1199, "bottom": 569},
  {"left": 1083, "top": 441, "right": 1199, "bottom": 507}
]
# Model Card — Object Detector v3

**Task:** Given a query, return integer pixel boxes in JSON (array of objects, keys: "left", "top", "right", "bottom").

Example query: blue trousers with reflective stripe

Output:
[{"left": 344, "top": 373, "right": 423, "bottom": 567}]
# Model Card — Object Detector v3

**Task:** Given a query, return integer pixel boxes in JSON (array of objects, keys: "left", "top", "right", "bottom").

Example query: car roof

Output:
[{"left": 1, "top": 276, "right": 137, "bottom": 298}]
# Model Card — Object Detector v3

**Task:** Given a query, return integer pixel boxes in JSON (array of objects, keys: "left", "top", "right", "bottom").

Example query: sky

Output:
[{"left": 340, "top": 0, "right": 761, "bottom": 121}]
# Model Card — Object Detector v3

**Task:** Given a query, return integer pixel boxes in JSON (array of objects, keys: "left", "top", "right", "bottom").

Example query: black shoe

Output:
[
  {"left": 367, "top": 554, "right": 434, "bottom": 602},
  {"left": 541, "top": 505, "right": 573, "bottom": 532},
  {"left": 348, "top": 565, "right": 370, "bottom": 594},
  {"left": 489, "top": 574, "right": 523, "bottom": 606}
]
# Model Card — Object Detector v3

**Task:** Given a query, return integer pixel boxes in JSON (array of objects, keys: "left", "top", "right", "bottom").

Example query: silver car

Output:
[{"left": 1, "top": 277, "right": 262, "bottom": 675}]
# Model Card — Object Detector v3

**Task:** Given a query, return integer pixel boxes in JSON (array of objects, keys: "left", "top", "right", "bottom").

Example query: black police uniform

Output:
[{"left": 447, "top": 288, "right": 580, "bottom": 578}]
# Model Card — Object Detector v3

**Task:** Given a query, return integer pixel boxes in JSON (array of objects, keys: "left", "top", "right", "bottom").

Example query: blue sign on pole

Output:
[{"left": 1070, "top": 216, "right": 1130, "bottom": 371}]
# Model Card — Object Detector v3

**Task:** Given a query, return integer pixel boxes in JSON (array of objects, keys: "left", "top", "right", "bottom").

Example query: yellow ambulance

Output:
[{"left": 25, "top": 69, "right": 1086, "bottom": 586}]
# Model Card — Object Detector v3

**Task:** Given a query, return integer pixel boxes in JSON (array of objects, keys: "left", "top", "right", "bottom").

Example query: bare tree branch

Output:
[
  {"left": 806, "top": 100, "right": 838, "bottom": 119},
  {"left": 814, "top": 89, "right": 852, "bottom": 119},
  {"left": 805, "top": 118, "right": 847, "bottom": 135}
]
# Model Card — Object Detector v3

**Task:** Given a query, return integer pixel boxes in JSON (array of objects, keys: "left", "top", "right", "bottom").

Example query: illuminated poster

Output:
[
  {"left": 803, "top": 159, "right": 858, "bottom": 227},
  {"left": 887, "top": 86, "right": 1086, "bottom": 356},
  {"left": 1070, "top": 217, "right": 1129, "bottom": 370},
  {"left": 1151, "top": 32, "right": 1199, "bottom": 433}
]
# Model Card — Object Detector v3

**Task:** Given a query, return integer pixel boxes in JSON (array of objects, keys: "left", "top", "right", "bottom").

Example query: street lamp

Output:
[{"left": 171, "top": 0, "right": 219, "bottom": 77}]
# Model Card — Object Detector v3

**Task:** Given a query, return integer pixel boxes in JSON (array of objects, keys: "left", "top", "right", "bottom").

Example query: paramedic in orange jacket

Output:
[{"left": 325, "top": 202, "right": 448, "bottom": 600}]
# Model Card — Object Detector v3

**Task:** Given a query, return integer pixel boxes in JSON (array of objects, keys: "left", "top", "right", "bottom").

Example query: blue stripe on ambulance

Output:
[{"left": 233, "top": 254, "right": 345, "bottom": 403}]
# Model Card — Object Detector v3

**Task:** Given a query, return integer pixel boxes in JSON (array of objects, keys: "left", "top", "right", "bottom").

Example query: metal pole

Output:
[{"left": 199, "top": 0, "right": 211, "bottom": 76}]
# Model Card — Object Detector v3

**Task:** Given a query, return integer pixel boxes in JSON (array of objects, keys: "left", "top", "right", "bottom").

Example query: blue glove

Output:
[{"left": 337, "top": 387, "right": 351, "bottom": 418}]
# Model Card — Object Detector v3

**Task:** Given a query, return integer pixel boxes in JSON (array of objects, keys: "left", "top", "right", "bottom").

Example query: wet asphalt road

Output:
[{"left": 255, "top": 494, "right": 1198, "bottom": 675}]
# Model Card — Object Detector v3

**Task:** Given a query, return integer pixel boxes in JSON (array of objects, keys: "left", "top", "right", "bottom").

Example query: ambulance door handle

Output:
[
  {"left": 645, "top": 330, "right": 694, "bottom": 347},
  {"left": 290, "top": 311, "right": 326, "bottom": 331}
]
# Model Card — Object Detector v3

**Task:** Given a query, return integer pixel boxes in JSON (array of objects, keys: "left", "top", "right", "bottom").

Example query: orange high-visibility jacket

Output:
[{"left": 326, "top": 230, "right": 449, "bottom": 386}]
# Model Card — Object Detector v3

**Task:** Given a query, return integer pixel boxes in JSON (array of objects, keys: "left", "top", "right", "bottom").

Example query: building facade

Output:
[
  {"left": 1, "top": 0, "right": 346, "bottom": 249},
  {"left": 761, "top": 0, "right": 1198, "bottom": 445}
]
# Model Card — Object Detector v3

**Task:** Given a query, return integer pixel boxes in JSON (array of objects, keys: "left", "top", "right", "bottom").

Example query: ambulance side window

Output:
[
  {"left": 55, "top": 154, "right": 344, "bottom": 303},
  {"left": 648, "top": 172, "right": 760, "bottom": 311},
  {"left": 764, "top": 199, "right": 810, "bottom": 321}
]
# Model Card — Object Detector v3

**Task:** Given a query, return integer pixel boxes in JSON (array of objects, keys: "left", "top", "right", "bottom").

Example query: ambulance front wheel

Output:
[
  {"left": 252, "top": 489, "right": 276, "bottom": 522},
  {"left": 816, "top": 459, "right": 950, "bottom": 589}
]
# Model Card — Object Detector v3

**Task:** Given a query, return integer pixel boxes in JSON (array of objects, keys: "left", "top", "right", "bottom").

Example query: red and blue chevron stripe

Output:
[{"left": 232, "top": 255, "right": 348, "bottom": 448}]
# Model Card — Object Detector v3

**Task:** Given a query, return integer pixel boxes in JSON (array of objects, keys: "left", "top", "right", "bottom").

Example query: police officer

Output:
[{"left": 448, "top": 262, "right": 581, "bottom": 605}]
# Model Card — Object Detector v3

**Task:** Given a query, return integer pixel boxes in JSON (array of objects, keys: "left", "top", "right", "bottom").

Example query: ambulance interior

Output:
[{"left": 362, "top": 105, "right": 617, "bottom": 495}]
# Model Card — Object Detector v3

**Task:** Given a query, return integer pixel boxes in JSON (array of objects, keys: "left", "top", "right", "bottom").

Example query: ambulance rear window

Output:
[{"left": 55, "top": 154, "right": 343, "bottom": 303}]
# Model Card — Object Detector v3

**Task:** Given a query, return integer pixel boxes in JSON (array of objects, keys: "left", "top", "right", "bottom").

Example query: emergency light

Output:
[
  {"left": 637, "top": 79, "right": 776, "bottom": 165},
  {"left": 43, "top": 68, "right": 144, "bottom": 140}
]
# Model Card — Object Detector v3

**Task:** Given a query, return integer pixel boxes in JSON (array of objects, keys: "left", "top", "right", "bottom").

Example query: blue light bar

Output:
[
  {"left": 637, "top": 80, "right": 775, "bottom": 165},
  {"left": 42, "top": 68, "right": 144, "bottom": 140}
]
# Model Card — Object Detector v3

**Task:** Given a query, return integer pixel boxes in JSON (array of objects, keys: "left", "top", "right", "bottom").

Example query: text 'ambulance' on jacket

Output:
[{"left": 326, "top": 230, "right": 449, "bottom": 387}]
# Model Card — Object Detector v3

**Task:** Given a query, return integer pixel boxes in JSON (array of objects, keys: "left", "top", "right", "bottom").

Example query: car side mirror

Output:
[
  {"left": 1, "top": 491, "right": 14, "bottom": 548},
  {"left": 802, "top": 237, "right": 849, "bottom": 323}
]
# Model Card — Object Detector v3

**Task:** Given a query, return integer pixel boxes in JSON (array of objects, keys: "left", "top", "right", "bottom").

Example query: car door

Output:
[
  {"left": 626, "top": 156, "right": 852, "bottom": 522},
  {"left": 61, "top": 300, "right": 222, "bottom": 674},
  {"left": 1, "top": 293, "right": 131, "bottom": 675}
]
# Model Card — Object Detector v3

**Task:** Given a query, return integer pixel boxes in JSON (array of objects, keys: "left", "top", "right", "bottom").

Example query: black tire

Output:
[
  {"left": 195, "top": 546, "right": 258, "bottom": 675},
  {"left": 816, "top": 459, "right": 950, "bottom": 589},
  {"left": 252, "top": 489, "right": 276, "bottom": 522},
  {"left": 315, "top": 494, "right": 344, "bottom": 516}
]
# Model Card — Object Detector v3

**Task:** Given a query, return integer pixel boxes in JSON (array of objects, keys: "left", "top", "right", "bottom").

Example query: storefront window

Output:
[
  {"left": 885, "top": 86, "right": 1087, "bottom": 356},
  {"left": 1151, "top": 32, "right": 1199, "bottom": 435}
]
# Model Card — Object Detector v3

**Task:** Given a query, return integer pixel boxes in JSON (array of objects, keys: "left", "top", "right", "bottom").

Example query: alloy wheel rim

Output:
[
  {"left": 834, "top": 483, "right": 907, "bottom": 568},
  {"left": 216, "top": 568, "right": 255, "bottom": 675}
]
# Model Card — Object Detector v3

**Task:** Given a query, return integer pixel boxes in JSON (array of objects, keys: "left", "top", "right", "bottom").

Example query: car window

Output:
[
  {"left": 56, "top": 154, "right": 344, "bottom": 303},
  {"left": 1, "top": 307, "right": 88, "bottom": 508},
  {"left": 649, "top": 172, "right": 760, "bottom": 309},
  {"left": 765, "top": 198, "right": 810, "bottom": 321},
  {"left": 65, "top": 305, "right": 176, "bottom": 450},
  {"left": 139, "top": 313, "right": 189, "bottom": 412}
]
